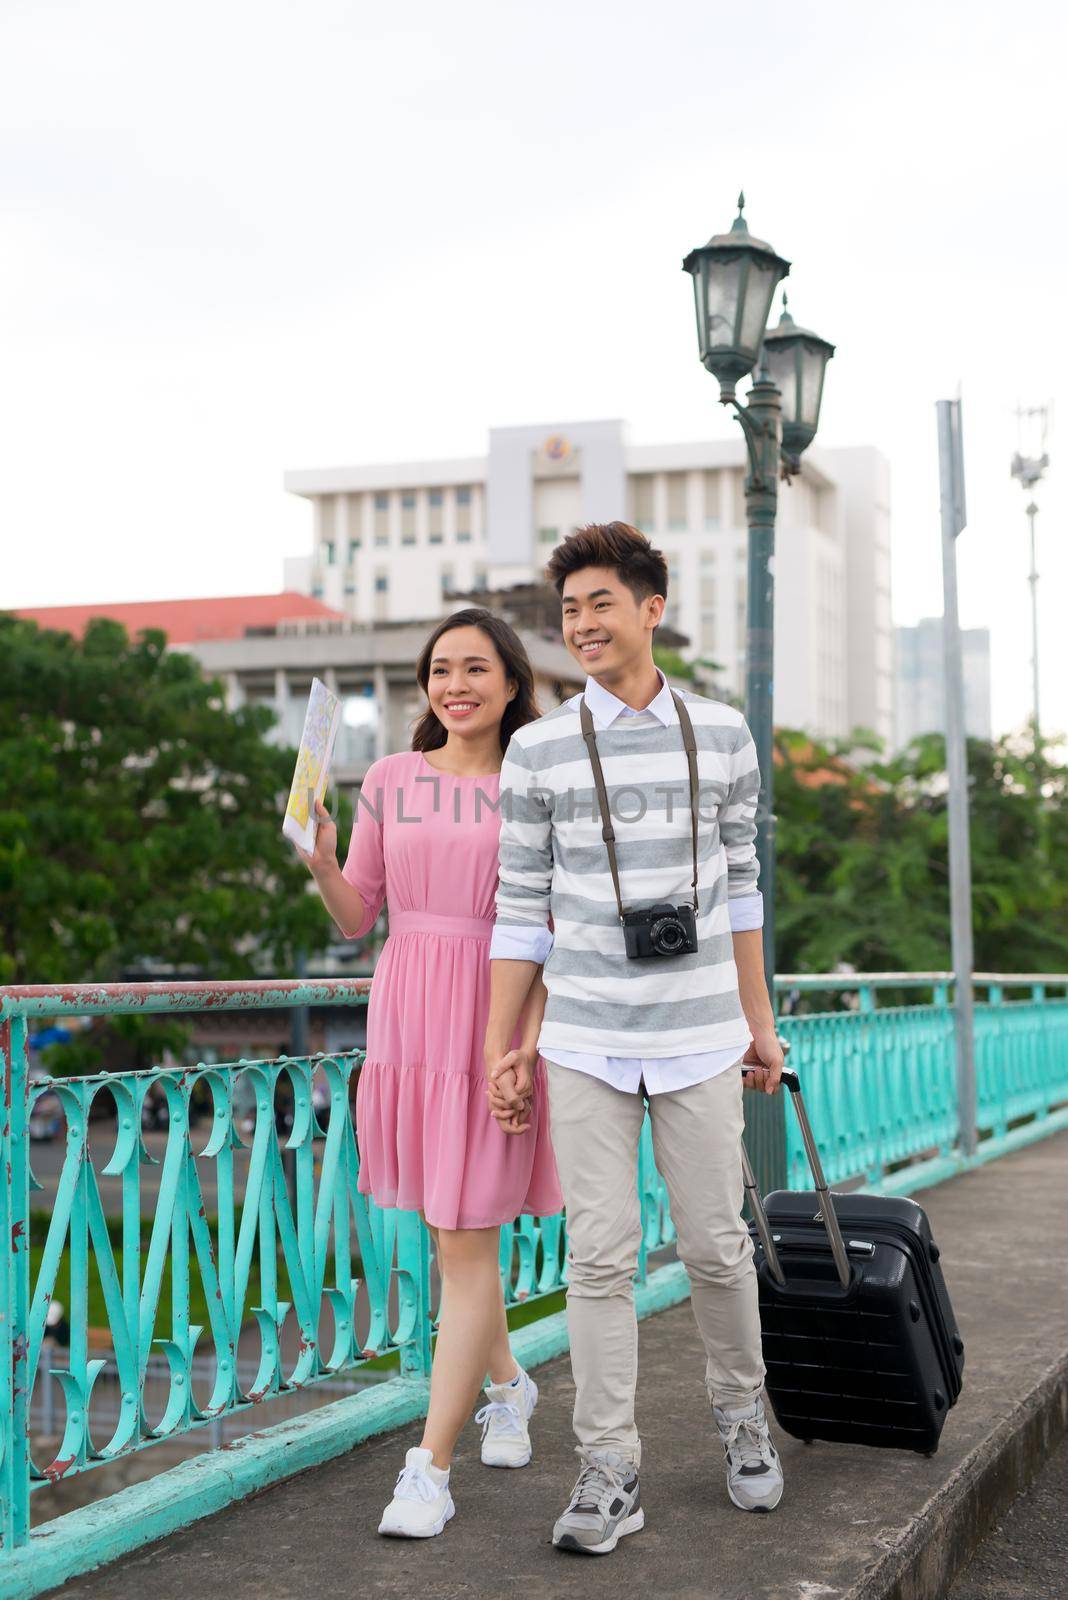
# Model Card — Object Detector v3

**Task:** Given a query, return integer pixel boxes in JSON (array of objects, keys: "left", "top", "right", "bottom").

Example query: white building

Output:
[
  {"left": 189, "top": 620, "right": 583, "bottom": 784},
  {"left": 284, "top": 420, "right": 893, "bottom": 745},
  {"left": 895, "top": 619, "right": 992, "bottom": 747}
]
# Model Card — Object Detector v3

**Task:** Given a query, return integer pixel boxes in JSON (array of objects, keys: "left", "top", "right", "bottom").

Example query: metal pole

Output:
[
  {"left": 0, "top": 1014, "right": 31, "bottom": 1546},
  {"left": 733, "top": 364, "right": 787, "bottom": 1193},
  {"left": 742, "top": 368, "right": 782, "bottom": 998},
  {"left": 936, "top": 399, "right": 977, "bottom": 1159},
  {"left": 283, "top": 950, "right": 309, "bottom": 1216},
  {"left": 1026, "top": 500, "right": 1041, "bottom": 749}
]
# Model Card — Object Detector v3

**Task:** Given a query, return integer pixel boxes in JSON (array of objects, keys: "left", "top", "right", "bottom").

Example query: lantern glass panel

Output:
[
  {"left": 702, "top": 256, "right": 744, "bottom": 354},
  {"left": 692, "top": 268, "right": 708, "bottom": 355},
  {"left": 800, "top": 346, "right": 827, "bottom": 429},
  {"left": 762, "top": 340, "right": 799, "bottom": 421},
  {"left": 738, "top": 255, "right": 780, "bottom": 359}
]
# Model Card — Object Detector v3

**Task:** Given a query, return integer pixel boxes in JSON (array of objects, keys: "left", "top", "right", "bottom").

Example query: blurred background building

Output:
[
  {"left": 192, "top": 617, "right": 582, "bottom": 784},
  {"left": 284, "top": 419, "right": 894, "bottom": 746},
  {"left": 13, "top": 592, "right": 584, "bottom": 785},
  {"left": 895, "top": 617, "right": 992, "bottom": 747},
  {"left": 15, "top": 418, "right": 897, "bottom": 785}
]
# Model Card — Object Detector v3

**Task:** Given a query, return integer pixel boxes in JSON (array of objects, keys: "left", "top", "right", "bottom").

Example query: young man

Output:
[{"left": 482, "top": 521, "right": 785, "bottom": 1556}]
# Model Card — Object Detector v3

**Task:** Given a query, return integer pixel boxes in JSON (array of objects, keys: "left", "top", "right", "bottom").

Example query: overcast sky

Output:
[{"left": 3, "top": 0, "right": 1065, "bottom": 738}]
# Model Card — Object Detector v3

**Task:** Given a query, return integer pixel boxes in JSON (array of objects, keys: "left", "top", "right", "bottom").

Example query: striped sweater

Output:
[{"left": 491, "top": 682, "right": 762, "bottom": 1057}]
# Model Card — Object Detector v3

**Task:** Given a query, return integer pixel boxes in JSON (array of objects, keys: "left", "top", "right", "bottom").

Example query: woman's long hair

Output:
[{"left": 410, "top": 608, "right": 541, "bottom": 756}]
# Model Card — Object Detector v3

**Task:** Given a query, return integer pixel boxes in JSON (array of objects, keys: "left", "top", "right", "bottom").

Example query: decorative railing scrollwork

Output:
[{"left": 3, "top": 973, "right": 1067, "bottom": 1563}]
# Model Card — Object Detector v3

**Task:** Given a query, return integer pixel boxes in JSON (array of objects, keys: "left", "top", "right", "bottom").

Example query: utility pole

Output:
[
  {"left": 1025, "top": 500, "right": 1041, "bottom": 740},
  {"left": 1010, "top": 404, "right": 1051, "bottom": 755},
  {"left": 937, "top": 397, "right": 976, "bottom": 1159}
]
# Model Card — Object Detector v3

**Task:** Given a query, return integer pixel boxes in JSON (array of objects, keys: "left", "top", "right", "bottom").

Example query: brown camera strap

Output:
[{"left": 578, "top": 690, "right": 700, "bottom": 926}]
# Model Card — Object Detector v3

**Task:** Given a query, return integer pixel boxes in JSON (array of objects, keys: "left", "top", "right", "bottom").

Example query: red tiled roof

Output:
[{"left": 10, "top": 592, "right": 347, "bottom": 645}]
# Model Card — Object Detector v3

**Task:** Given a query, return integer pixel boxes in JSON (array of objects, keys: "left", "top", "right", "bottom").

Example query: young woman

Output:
[{"left": 297, "top": 607, "right": 562, "bottom": 1539}]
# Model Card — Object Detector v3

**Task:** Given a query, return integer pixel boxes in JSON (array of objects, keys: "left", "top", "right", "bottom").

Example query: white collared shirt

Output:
[{"left": 490, "top": 667, "right": 763, "bottom": 1095}]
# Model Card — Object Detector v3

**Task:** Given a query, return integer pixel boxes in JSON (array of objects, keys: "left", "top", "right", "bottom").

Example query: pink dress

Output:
[{"left": 342, "top": 749, "right": 563, "bottom": 1230}]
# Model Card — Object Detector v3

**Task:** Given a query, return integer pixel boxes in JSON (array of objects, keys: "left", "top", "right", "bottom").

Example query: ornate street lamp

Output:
[
  {"left": 762, "top": 295, "right": 836, "bottom": 475},
  {"left": 682, "top": 193, "right": 790, "bottom": 402},
  {"left": 683, "top": 195, "right": 834, "bottom": 1191}
]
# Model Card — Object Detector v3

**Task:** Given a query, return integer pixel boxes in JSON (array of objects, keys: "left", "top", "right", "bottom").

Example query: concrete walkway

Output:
[
  {"left": 58, "top": 1133, "right": 1068, "bottom": 1600},
  {"left": 946, "top": 1434, "right": 1068, "bottom": 1599}
]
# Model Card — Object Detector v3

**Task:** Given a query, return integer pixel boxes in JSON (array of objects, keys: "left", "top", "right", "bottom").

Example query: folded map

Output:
[{"left": 282, "top": 677, "right": 343, "bottom": 854}]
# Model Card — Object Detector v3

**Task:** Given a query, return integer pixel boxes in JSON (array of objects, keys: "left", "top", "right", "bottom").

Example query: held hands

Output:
[
  {"left": 485, "top": 1047, "right": 535, "bottom": 1136},
  {"left": 294, "top": 799, "right": 338, "bottom": 878},
  {"left": 742, "top": 1027, "right": 785, "bottom": 1095}
]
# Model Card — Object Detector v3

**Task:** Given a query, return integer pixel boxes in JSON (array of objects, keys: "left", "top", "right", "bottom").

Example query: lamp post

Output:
[{"left": 683, "top": 195, "right": 834, "bottom": 1189}]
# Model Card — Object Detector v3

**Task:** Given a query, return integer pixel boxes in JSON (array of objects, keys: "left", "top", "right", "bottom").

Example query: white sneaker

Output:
[
  {"left": 377, "top": 1446, "right": 455, "bottom": 1538},
  {"left": 475, "top": 1367, "right": 538, "bottom": 1467},
  {"left": 713, "top": 1396, "right": 784, "bottom": 1513}
]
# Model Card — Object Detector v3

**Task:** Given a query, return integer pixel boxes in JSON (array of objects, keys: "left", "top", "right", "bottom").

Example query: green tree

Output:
[
  {"left": 652, "top": 645, "right": 696, "bottom": 682},
  {"left": 0, "top": 614, "right": 343, "bottom": 987},
  {"left": 775, "top": 726, "right": 1068, "bottom": 976}
]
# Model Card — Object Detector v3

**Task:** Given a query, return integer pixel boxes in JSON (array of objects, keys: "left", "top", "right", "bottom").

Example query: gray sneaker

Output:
[
  {"left": 552, "top": 1449, "right": 644, "bottom": 1555},
  {"left": 712, "top": 1396, "right": 784, "bottom": 1512}
]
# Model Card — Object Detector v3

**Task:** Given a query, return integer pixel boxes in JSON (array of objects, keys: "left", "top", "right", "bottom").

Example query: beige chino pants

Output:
[{"left": 545, "top": 1060, "right": 765, "bottom": 1468}]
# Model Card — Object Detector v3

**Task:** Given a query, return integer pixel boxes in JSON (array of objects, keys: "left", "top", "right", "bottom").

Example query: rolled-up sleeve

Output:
[
  {"left": 340, "top": 760, "right": 387, "bottom": 940},
  {"left": 488, "top": 923, "right": 554, "bottom": 962},
  {"left": 721, "top": 719, "right": 762, "bottom": 906},
  {"left": 491, "top": 734, "right": 554, "bottom": 962},
  {"left": 728, "top": 892, "right": 764, "bottom": 931}
]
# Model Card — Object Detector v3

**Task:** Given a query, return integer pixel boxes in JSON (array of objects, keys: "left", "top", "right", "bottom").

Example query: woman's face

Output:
[{"left": 425, "top": 625, "right": 517, "bottom": 739}]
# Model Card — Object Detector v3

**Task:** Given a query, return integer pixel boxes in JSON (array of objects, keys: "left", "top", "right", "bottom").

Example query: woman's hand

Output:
[
  {"left": 294, "top": 799, "right": 339, "bottom": 879},
  {"left": 488, "top": 1047, "right": 534, "bottom": 1106},
  {"left": 488, "top": 1067, "right": 531, "bottom": 1135},
  {"left": 486, "top": 1047, "right": 535, "bottom": 1135}
]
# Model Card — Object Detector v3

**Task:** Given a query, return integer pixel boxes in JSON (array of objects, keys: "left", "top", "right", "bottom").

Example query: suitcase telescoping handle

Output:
[{"left": 740, "top": 1058, "right": 851, "bottom": 1290}]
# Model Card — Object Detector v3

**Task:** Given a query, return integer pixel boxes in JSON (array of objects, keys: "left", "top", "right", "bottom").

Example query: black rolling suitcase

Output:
[{"left": 743, "top": 1067, "right": 965, "bottom": 1455}]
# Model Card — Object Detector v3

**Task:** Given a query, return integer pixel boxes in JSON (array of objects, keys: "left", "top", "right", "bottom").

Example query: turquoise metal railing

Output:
[
  {"left": 2, "top": 974, "right": 1067, "bottom": 1592},
  {"left": 0, "top": 981, "right": 672, "bottom": 1567},
  {"left": 0, "top": 985, "right": 402, "bottom": 1554},
  {"left": 775, "top": 973, "right": 1068, "bottom": 1191}
]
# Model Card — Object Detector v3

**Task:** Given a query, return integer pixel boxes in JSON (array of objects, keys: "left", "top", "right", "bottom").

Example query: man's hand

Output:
[
  {"left": 488, "top": 1068, "right": 532, "bottom": 1135},
  {"left": 485, "top": 1048, "right": 534, "bottom": 1136},
  {"left": 741, "top": 1027, "right": 785, "bottom": 1095}
]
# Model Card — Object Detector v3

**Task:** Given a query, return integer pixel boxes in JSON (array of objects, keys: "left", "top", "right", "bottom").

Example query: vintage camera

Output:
[{"left": 622, "top": 902, "right": 699, "bottom": 960}]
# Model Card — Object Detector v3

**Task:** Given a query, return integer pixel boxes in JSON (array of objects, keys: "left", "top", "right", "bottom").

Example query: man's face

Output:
[{"left": 560, "top": 566, "right": 663, "bottom": 680}]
